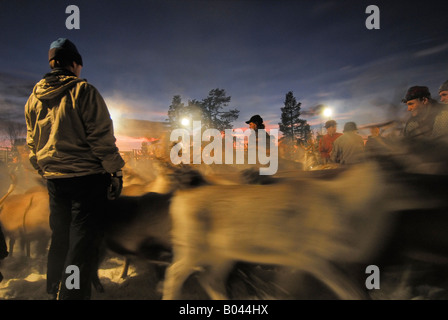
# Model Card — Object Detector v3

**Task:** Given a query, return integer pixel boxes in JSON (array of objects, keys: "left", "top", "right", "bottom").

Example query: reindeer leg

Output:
[
  {"left": 197, "top": 259, "right": 234, "bottom": 300},
  {"left": 120, "top": 258, "right": 130, "bottom": 279},
  {"left": 162, "top": 256, "right": 197, "bottom": 300},
  {"left": 305, "top": 259, "right": 369, "bottom": 300},
  {"left": 22, "top": 196, "right": 34, "bottom": 259},
  {"left": 9, "top": 237, "right": 14, "bottom": 258},
  {"left": 26, "top": 240, "right": 31, "bottom": 258}
]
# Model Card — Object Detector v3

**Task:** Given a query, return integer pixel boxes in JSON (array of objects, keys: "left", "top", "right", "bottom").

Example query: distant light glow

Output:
[
  {"left": 181, "top": 118, "right": 190, "bottom": 126},
  {"left": 323, "top": 107, "right": 333, "bottom": 118}
]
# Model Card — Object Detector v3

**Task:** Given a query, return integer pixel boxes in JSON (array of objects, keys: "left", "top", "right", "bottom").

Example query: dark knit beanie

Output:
[{"left": 48, "top": 38, "right": 83, "bottom": 66}]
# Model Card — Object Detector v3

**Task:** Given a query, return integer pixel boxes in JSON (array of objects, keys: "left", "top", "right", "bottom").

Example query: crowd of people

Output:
[{"left": 299, "top": 82, "right": 448, "bottom": 169}]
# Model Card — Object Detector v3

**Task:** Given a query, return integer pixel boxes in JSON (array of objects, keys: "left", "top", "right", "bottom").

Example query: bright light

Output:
[
  {"left": 181, "top": 118, "right": 190, "bottom": 126},
  {"left": 108, "top": 107, "right": 121, "bottom": 130},
  {"left": 323, "top": 107, "right": 333, "bottom": 118}
]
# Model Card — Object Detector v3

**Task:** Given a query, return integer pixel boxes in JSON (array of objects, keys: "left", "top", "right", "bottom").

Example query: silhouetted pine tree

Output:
[{"left": 279, "top": 91, "right": 310, "bottom": 145}]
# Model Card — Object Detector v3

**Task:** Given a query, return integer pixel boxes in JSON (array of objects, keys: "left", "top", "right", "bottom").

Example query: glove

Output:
[{"left": 107, "top": 171, "right": 123, "bottom": 200}]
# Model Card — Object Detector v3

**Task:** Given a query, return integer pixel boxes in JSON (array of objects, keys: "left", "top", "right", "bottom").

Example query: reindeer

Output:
[
  {"left": 0, "top": 174, "right": 16, "bottom": 206},
  {"left": 93, "top": 160, "right": 284, "bottom": 295},
  {"left": 0, "top": 184, "right": 50, "bottom": 259},
  {"left": 162, "top": 161, "right": 447, "bottom": 300},
  {"left": 97, "top": 161, "right": 214, "bottom": 283}
]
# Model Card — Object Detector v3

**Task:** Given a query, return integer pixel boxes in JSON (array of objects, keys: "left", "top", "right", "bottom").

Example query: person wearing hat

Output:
[
  {"left": 439, "top": 80, "right": 448, "bottom": 105},
  {"left": 402, "top": 86, "right": 448, "bottom": 138},
  {"left": 25, "top": 38, "right": 125, "bottom": 299},
  {"left": 330, "top": 122, "right": 365, "bottom": 165},
  {"left": 246, "top": 114, "right": 265, "bottom": 131},
  {"left": 318, "top": 120, "right": 342, "bottom": 164},
  {"left": 245, "top": 114, "right": 273, "bottom": 160}
]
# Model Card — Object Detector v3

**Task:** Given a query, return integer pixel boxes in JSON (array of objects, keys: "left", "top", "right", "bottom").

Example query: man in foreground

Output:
[{"left": 25, "top": 38, "right": 124, "bottom": 299}]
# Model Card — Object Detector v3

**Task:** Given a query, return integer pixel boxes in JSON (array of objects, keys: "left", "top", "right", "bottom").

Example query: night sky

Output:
[{"left": 1, "top": 0, "right": 447, "bottom": 138}]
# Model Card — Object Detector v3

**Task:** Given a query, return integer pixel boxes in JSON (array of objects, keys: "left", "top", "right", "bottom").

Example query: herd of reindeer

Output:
[{"left": 1, "top": 134, "right": 448, "bottom": 300}]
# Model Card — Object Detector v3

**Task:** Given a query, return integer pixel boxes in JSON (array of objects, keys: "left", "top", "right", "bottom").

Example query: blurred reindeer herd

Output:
[{"left": 1, "top": 133, "right": 448, "bottom": 300}]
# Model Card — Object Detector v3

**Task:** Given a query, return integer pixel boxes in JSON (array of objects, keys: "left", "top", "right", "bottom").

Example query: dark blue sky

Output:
[{"left": 1, "top": 0, "right": 447, "bottom": 135}]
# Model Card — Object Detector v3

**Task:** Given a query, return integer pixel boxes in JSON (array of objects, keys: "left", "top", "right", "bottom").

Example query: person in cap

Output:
[
  {"left": 25, "top": 38, "right": 125, "bottom": 299},
  {"left": 439, "top": 80, "right": 448, "bottom": 105},
  {"left": 318, "top": 120, "right": 342, "bottom": 164},
  {"left": 245, "top": 114, "right": 273, "bottom": 160},
  {"left": 330, "top": 122, "right": 365, "bottom": 165},
  {"left": 246, "top": 114, "right": 265, "bottom": 131},
  {"left": 402, "top": 86, "right": 448, "bottom": 139}
]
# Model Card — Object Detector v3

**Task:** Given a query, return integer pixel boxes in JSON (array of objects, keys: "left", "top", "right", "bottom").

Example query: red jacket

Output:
[{"left": 319, "top": 133, "right": 342, "bottom": 159}]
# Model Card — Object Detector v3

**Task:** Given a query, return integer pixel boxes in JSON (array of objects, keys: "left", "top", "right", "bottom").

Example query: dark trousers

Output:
[
  {"left": 0, "top": 222, "right": 7, "bottom": 259},
  {"left": 46, "top": 173, "right": 109, "bottom": 300}
]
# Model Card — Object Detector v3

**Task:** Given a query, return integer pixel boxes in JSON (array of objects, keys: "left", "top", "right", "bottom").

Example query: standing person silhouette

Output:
[
  {"left": 318, "top": 120, "right": 342, "bottom": 164},
  {"left": 25, "top": 38, "right": 124, "bottom": 299},
  {"left": 331, "top": 122, "right": 365, "bottom": 165}
]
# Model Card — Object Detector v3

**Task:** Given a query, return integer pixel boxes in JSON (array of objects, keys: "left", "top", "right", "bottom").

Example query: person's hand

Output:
[{"left": 107, "top": 171, "right": 123, "bottom": 200}]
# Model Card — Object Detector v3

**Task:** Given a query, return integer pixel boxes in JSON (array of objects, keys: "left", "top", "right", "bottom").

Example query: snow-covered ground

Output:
[
  {"left": 2, "top": 247, "right": 448, "bottom": 300},
  {"left": 0, "top": 247, "right": 274, "bottom": 300},
  {"left": 0, "top": 250, "right": 170, "bottom": 300}
]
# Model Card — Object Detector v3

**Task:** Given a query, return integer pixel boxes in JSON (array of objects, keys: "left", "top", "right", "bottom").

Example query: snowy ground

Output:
[
  {"left": 2, "top": 247, "right": 448, "bottom": 300},
  {"left": 0, "top": 252, "right": 286, "bottom": 300},
  {"left": 0, "top": 250, "right": 167, "bottom": 300}
]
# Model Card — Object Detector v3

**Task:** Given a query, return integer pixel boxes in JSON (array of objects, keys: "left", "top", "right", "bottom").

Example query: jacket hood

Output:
[{"left": 33, "top": 69, "right": 83, "bottom": 100}]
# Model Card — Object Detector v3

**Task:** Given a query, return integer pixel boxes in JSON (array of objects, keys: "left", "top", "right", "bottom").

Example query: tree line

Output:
[
  {"left": 1, "top": 88, "right": 312, "bottom": 152},
  {"left": 167, "top": 88, "right": 311, "bottom": 145}
]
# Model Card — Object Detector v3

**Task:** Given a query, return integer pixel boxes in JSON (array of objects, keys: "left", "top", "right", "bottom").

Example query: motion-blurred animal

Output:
[
  {"left": 0, "top": 185, "right": 50, "bottom": 258},
  {"left": 162, "top": 161, "right": 446, "bottom": 300},
  {"left": 97, "top": 162, "right": 212, "bottom": 283}
]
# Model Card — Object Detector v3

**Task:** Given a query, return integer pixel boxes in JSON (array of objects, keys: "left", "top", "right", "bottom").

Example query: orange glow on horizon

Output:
[{"left": 115, "top": 135, "right": 159, "bottom": 151}]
